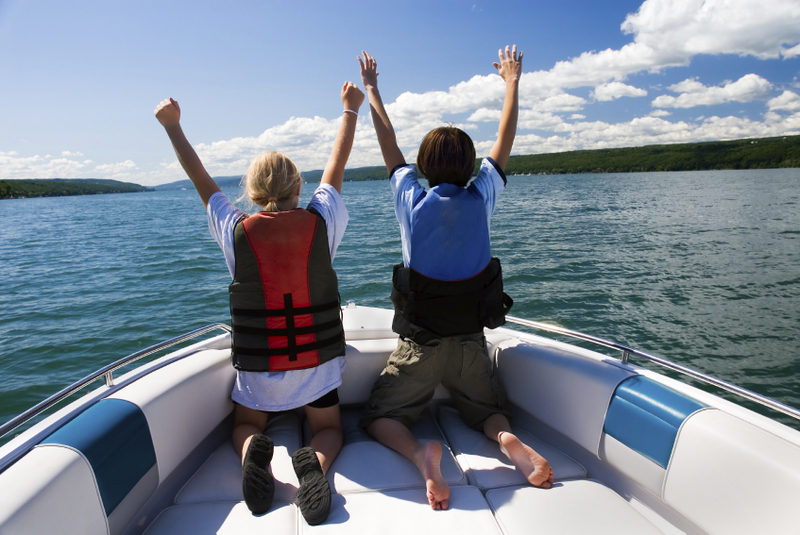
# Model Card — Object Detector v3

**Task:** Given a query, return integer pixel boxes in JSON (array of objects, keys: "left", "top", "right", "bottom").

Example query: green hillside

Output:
[
  {"left": 502, "top": 135, "right": 800, "bottom": 176},
  {"left": 1, "top": 179, "right": 152, "bottom": 200}
]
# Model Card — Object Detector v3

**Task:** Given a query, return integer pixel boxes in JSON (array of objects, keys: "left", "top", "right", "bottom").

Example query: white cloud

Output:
[
  {"left": 540, "top": 93, "right": 587, "bottom": 112},
  {"left": 517, "top": 0, "right": 800, "bottom": 98},
  {"left": 784, "top": 43, "right": 800, "bottom": 58},
  {"left": 622, "top": 0, "right": 800, "bottom": 60},
  {"left": 652, "top": 74, "right": 773, "bottom": 108},
  {"left": 592, "top": 82, "right": 648, "bottom": 101},
  {"left": 0, "top": 151, "right": 92, "bottom": 179},
  {"left": 95, "top": 160, "right": 138, "bottom": 174},
  {"left": 507, "top": 111, "right": 800, "bottom": 155},
  {"left": 768, "top": 90, "right": 800, "bottom": 111}
]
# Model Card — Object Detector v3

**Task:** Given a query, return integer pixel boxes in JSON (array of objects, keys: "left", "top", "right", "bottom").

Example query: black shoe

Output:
[
  {"left": 242, "top": 435, "right": 275, "bottom": 514},
  {"left": 292, "top": 447, "right": 332, "bottom": 525},
  {"left": 242, "top": 464, "right": 275, "bottom": 514},
  {"left": 244, "top": 434, "right": 274, "bottom": 470}
]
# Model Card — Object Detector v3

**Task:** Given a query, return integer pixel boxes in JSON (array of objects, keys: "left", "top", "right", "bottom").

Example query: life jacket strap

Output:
[
  {"left": 231, "top": 299, "right": 340, "bottom": 317},
  {"left": 232, "top": 331, "right": 345, "bottom": 359},
  {"left": 232, "top": 318, "right": 341, "bottom": 337}
]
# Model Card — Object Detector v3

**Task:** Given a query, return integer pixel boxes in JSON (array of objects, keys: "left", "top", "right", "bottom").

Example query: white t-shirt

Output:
[{"left": 207, "top": 184, "right": 348, "bottom": 412}]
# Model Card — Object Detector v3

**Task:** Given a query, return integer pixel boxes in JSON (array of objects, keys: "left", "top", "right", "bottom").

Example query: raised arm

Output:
[
  {"left": 154, "top": 98, "right": 221, "bottom": 208},
  {"left": 488, "top": 45, "right": 523, "bottom": 171},
  {"left": 320, "top": 82, "right": 365, "bottom": 193},
  {"left": 358, "top": 51, "right": 406, "bottom": 175}
]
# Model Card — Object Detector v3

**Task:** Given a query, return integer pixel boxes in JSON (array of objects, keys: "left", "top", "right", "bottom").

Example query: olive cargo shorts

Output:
[{"left": 359, "top": 333, "right": 509, "bottom": 431}]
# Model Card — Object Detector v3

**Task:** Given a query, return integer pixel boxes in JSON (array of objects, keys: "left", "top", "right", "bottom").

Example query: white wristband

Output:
[{"left": 343, "top": 109, "right": 358, "bottom": 115}]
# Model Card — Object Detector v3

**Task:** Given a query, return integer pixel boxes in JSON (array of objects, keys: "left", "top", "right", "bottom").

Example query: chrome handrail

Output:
[
  {"left": 505, "top": 315, "right": 800, "bottom": 422},
  {"left": 0, "top": 323, "right": 232, "bottom": 440}
]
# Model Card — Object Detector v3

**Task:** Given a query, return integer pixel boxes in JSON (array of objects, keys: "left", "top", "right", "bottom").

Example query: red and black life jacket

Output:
[{"left": 229, "top": 208, "right": 345, "bottom": 371}]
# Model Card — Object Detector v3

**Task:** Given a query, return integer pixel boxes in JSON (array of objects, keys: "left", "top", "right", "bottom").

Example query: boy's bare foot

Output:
[
  {"left": 498, "top": 431, "right": 554, "bottom": 488},
  {"left": 418, "top": 441, "right": 450, "bottom": 510}
]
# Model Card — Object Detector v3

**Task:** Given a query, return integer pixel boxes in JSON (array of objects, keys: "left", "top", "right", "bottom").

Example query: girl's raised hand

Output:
[
  {"left": 154, "top": 98, "right": 181, "bottom": 128},
  {"left": 493, "top": 45, "right": 523, "bottom": 83},
  {"left": 342, "top": 81, "right": 365, "bottom": 112},
  {"left": 358, "top": 51, "right": 379, "bottom": 90}
]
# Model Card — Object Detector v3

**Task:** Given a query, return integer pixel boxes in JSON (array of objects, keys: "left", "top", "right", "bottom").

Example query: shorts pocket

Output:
[
  {"left": 385, "top": 337, "right": 431, "bottom": 378},
  {"left": 460, "top": 338, "right": 490, "bottom": 379}
]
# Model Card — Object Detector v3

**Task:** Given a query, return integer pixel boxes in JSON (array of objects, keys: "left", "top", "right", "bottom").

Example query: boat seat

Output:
[
  {"left": 144, "top": 500, "right": 297, "bottom": 535},
  {"left": 302, "top": 486, "right": 503, "bottom": 535},
  {"left": 485, "top": 481, "right": 665, "bottom": 534},
  {"left": 0, "top": 444, "right": 109, "bottom": 535},
  {"left": 494, "top": 339, "right": 633, "bottom": 456},
  {"left": 109, "top": 348, "right": 235, "bottom": 486},
  {"left": 663, "top": 408, "right": 800, "bottom": 535},
  {"left": 176, "top": 411, "right": 302, "bottom": 504},
  {"left": 307, "top": 406, "right": 467, "bottom": 494},
  {"left": 599, "top": 374, "right": 707, "bottom": 496},
  {"left": 437, "top": 405, "right": 586, "bottom": 490}
]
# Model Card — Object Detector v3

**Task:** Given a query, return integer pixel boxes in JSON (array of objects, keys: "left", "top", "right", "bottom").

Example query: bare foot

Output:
[
  {"left": 498, "top": 432, "right": 554, "bottom": 488},
  {"left": 417, "top": 441, "right": 450, "bottom": 510}
]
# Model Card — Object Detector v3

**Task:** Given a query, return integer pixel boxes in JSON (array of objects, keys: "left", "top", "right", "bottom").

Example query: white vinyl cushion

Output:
[
  {"left": 176, "top": 411, "right": 302, "bottom": 504},
  {"left": 338, "top": 338, "right": 401, "bottom": 405},
  {"left": 486, "top": 481, "right": 665, "bottom": 534},
  {"left": 319, "top": 408, "right": 467, "bottom": 493},
  {"left": 144, "top": 501, "right": 296, "bottom": 535},
  {"left": 599, "top": 432, "right": 666, "bottom": 497},
  {"left": 664, "top": 409, "right": 800, "bottom": 535},
  {"left": 0, "top": 445, "right": 108, "bottom": 535},
  {"left": 301, "top": 486, "right": 502, "bottom": 534},
  {"left": 438, "top": 405, "right": 586, "bottom": 489},
  {"left": 495, "top": 339, "right": 633, "bottom": 456},
  {"left": 110, "top": 349, "right": 235, "bottom": 484}
]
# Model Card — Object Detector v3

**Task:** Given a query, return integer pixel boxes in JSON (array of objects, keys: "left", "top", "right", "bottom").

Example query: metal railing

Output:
[
  {"left": 0, "top": 323, "right": 231, "bottom": 440},
  {"left": 505, "top": 315, "right": 800, "bottom": 422}
]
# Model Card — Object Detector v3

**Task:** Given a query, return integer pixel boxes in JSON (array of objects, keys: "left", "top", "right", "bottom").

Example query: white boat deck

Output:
[{"left": 1, "top": 306, "right": 800, "bottom": 535}]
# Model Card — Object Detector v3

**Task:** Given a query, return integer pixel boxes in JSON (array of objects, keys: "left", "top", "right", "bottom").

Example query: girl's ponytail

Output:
[{"left": 241, "top": 152, "right": 302, "bottom": 212}]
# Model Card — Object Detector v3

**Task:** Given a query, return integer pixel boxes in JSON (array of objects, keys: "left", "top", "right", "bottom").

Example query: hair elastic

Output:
[
  {"left": 268, "top": 197, "right": 278, "bottom": 203},
  {"left": 343, "top": 109, "right": 358, "bottom": 115}
]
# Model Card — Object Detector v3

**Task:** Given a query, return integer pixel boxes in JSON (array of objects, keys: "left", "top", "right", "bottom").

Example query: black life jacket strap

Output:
[
  {"left": 232, "top": 330, "right": 345, "bottom": 359},
  {"left": 231, "top": 299, "right": 340, "bottom": 317},
  {"left": 232, "top": 318, "right": 342, "bottom": 337}
]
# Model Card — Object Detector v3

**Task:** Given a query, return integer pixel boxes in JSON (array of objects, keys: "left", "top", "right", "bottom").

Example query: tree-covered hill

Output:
[
  {"left": 1, "top": 179, "right": 151, "bottom": 200},
  {"left": 502, "top": 135, "right": 800, "bottom": 176}
]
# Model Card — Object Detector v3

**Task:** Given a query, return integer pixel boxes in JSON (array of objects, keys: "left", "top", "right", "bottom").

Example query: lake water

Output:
[{"left": 2, "top": 169, "right": 799, "bottom": 436}]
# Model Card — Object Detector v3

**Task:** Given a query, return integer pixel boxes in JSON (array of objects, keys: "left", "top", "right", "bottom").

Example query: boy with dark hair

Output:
[{"left": 357, "top": 46, "right": 553, "bottom": 511}]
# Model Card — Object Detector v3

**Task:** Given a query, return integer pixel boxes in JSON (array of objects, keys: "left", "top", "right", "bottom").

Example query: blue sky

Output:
[{"left": 1, "top": 0, "right": 799, "bottom": 186}]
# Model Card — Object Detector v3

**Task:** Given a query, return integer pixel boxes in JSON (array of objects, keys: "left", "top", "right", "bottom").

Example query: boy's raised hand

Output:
[
  {"left": 358, "top": 51, "right": 379, "bottom": 90},
  {"left": 154, "top": 98, "right": 181, "bottom": 128},
  {"left": 493, "top": 45, "right": 523, "bottom": 83},
  {"left": 342, "top": 81, "right": 365, "bottom": 112}
]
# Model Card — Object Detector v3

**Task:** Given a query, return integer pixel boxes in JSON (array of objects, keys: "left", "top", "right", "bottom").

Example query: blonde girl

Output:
[{"left": 155, "top": 81, "right": 364, "bottom": 525}]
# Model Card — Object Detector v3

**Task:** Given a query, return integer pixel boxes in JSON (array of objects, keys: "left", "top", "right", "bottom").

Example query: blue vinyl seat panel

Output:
[
  {"left": 41, "top": 398, "right": 157, "bottom": 515},
  {"left": 603, "top": 375, "right": 706, "bottom": 468}
]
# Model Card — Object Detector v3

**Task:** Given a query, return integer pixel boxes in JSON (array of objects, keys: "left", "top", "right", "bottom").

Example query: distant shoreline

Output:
[
  {"left": 0, "top": 179, "right": 152, "bottom": 200},
  {"left": 4, "top": 134, "right": 798, "bottom": 199}
]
